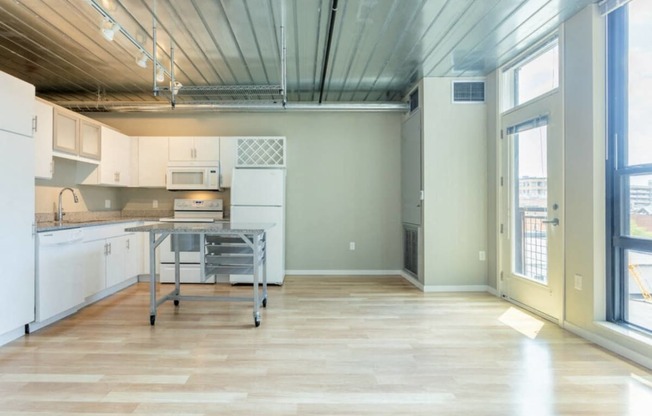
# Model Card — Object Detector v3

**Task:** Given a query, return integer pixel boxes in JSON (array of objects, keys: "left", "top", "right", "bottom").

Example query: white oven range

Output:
[{"left": 159, "top": 199, "right": 224, "bottom": 283}]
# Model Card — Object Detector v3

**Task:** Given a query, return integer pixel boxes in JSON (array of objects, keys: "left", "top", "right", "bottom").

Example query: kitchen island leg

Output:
[
  {"left": 173, "top": 234, "right": 180, "bottom": 306},
  {"left": 149, "top": 231, "right": 157, "bottom": 325},
  {"left": 252, "top": 234, "right": 261, "bottom": 327}
]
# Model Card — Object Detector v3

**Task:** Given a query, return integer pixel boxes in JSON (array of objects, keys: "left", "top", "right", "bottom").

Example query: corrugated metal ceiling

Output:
[{"left": 0, "top": 0, "right": 597, "bottom": 111}]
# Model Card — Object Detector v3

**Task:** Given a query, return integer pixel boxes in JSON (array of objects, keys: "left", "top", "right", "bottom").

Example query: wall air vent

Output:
[
  {"left": 452, "top": 81, "right": 485, "bottom": 103},
  {"left": 408, "top": 88, "right": 419, "bottom": 113}
]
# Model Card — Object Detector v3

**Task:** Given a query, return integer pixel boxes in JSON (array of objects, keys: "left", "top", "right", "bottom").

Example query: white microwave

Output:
[{"left": 166, "top": 162, "right": 221, "bottom": 191}]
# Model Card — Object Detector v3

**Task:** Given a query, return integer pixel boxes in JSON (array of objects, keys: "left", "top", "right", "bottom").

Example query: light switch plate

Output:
[
  {"left": 105, "top": 199, "right": 111, "bottom": 209},
  {"left": 574, "top": 274, "right": 583, "bottom": 291}
]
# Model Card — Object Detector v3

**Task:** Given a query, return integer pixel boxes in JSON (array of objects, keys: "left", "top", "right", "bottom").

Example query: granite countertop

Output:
[
  {"left": 125, "top": 222, "right": 275, "bottom": 235},
  {"left": 37, "top": 217, "right": 162, "bottom": 232}
]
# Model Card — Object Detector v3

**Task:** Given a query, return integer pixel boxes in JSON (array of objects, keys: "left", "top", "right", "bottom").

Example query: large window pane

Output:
[
  {"left": 626, "top": 174, "right": 652, "bottom": 239},
  {"left": 626, "top": 1, "right": 652, "bottom": 166},
  {"left": 502, "top": 39, "right": 559, "bottom": 112},
  {"left": 515, "top": 45, "right": 559, "bottom": 106},
  {"left": 625, "top": 250, "right": 652, "bottom": 329}
]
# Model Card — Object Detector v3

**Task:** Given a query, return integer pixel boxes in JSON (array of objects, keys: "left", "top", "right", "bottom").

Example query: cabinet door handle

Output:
[
  {"left": 104, "top": 243, "right": 108, "bottom": 255},
  {"left": 108, "top": 242, "right": 112, "bottom": 255},
  {"left": 126, "top": 239, "right": 130, "bottom": 249}
]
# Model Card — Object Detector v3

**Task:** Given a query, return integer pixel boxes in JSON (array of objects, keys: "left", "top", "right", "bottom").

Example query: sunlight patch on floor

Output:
[{"left": 498, "top": 307, "right": 545, "bottom": 339}]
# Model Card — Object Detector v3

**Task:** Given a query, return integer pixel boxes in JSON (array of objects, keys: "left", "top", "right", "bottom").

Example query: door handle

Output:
[{"left": 542, "top": 218, "right": 559, "bottom": 226}]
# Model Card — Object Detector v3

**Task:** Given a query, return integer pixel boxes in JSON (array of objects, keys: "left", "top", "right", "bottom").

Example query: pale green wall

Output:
[
  {"left": 89, "top": 111, "right": 403, "bottom": 272},
  {"left": 421, "top": 78, "right": 488, "bottom": 288},
  {"left": 563, "top": 5, "right": 606, "bottom": 328},
  {"left": 485, "top": 72, "right": 499, "bottom": 291}
]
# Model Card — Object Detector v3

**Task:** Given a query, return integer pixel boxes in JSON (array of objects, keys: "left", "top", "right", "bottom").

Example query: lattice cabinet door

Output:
[{"left": 235, "top": 137, "right": 286, "bottom": 168}]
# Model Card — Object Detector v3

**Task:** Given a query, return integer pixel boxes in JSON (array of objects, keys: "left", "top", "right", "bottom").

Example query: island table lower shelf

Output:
[{"left": 125, "top": 222, "right": 274, "bottom": 327}]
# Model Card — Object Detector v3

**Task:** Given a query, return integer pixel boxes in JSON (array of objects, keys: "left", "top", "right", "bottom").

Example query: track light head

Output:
[
  {"left": 156, "top": 66, "right": 165, "bottom": 82},
  {"left": 136, "top": 52, "right": 148, "bottom": 68},
  {"left": 101, "top": 20, "right": 120, "bottom": 41}
]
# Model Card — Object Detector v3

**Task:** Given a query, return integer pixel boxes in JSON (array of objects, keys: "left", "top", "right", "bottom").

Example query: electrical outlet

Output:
[
  {"left": 479, "top": 251, "right": 486, "bottom": 261},
  {"left": 349, "top": 242, "right": 356, "bottom": 251},
  {"left": 153, "top": 199, "right": 159, "bottom": 208},
  {"left": 105, "top": 199, "right": 111, "bottom": 209},
  {"left": 574, "top": 274, "right": 583, "bottom": 291}
]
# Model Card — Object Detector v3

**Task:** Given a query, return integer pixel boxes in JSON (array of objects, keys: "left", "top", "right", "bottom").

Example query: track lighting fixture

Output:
[
  {"left": 156, "top": 65, "right": 165, "bottom": 82},
  {"left": 136, "top": 52, "right": 148, "bottom": 68},
  {"left": 101, "top": 19, "right": 120, "bottom": 41}
]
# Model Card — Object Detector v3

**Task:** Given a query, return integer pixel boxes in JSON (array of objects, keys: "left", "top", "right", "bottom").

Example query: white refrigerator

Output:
[{"left": 230, "top": 168, "right": 285, "bottom": 285}]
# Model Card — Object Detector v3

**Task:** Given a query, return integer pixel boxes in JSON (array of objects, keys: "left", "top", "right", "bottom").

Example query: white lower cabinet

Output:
[
  {"left": 81, "top": 238, "right": 106, "bottom": 298},
  {"left": 105, "top": 233, "right": 141, "bottom": 288},
  {"left": 82, "top": 224, "right": 142, "bottom": 294},
  {"left": 32, "top": 222, "right": 143, "bottom": 332}
]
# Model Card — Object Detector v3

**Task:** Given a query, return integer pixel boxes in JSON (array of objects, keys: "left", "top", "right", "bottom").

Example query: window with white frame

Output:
[{"left": 502, "top": 37, "right": 560, "bottom": 112}]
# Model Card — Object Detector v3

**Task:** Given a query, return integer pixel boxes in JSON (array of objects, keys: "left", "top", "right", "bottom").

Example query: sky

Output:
[{"left": 628, "top": 0, "right": 652, "bottom": 168}]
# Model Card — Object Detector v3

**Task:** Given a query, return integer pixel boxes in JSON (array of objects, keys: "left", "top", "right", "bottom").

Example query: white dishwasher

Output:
[{"left": 35, "top": 228, "right": 85, "bottom": 325}]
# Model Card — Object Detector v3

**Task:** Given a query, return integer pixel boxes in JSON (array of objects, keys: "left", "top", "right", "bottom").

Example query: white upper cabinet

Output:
[
  {"left": 53, "top": 106, "right": 101, "bottom": 162},
  {"left": 99, "top": 126, "right": 130, "bottom": 186},
  {"left": 34, "top": 99, "right": 54, "bottom": 179},
  {"left": 52, "top": 108, "right": 77, "bottom": 154},
  {"left": 77, "top": 126, "right": 130, "bottom": 186},
  {"left": 79, "top": 120, "right": 101, "bottom": 159},
  {"left": 219, "top": 136, "right": 237, "bottom": 188},
  {"left": 0, "top": 70, "right": 35, "bottom": 137},
  {"left": 168, "top": 136, "right": 219, "bottom": 162},
  {"left": 138, "top": 136, "right": 169, "bottom": 187}
]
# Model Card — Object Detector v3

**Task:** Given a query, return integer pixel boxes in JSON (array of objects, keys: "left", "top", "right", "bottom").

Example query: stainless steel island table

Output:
[{"left": 125, "top": 222, "right": 274, "bottom": 327}]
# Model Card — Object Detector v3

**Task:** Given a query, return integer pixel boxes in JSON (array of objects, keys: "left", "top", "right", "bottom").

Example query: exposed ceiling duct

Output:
[
  {"left": 63, "top": 100, "right": 408, "bottom": 113},
  {"left": 318, "top": 0, "right": 338, "bottom": 104}
]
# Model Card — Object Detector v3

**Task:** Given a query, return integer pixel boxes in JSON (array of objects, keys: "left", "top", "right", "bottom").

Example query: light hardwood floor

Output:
[{"left": 1, "top": 276, "right": 651, "bottom": 415}]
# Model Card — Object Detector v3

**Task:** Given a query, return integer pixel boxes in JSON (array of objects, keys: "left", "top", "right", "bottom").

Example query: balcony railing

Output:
[{"left": 515, "top": 207, "right": 547, "bottom": 283}]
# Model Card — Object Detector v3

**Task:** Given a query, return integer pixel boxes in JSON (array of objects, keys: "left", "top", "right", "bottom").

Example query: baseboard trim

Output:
[
  {"left": 421, "top": 284, "right": 492, "bottom": 293},
  {"left": 563, "top": 321, "right": 652, "bottom": 370},
  {"left": 285, "top": 270, "right": 402, "bottom": 276},
  {"left": 0, "top": 326, "right": 26, "bottom": 347},
  {"left": 285, "top": 270, "right": 497, "bottom": 295},
  {"left": 400, "top": 271, "right": 424, "bottom": 290}
]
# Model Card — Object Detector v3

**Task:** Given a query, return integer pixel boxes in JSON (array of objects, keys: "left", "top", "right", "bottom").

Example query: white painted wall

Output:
[
  {"left": 421, "top": 77, "right": 488, "bottom": 288},
  {"left": 88, "top": 111, "right": 403, "bottom": 273}
]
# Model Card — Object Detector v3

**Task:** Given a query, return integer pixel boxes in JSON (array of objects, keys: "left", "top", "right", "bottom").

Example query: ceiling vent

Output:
[{"left": 452, "top": 81, "right": 485, "bottom": 103}]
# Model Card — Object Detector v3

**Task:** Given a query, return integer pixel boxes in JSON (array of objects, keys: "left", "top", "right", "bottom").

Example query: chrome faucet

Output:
[{"left": 57, "top": 187, "right": 79, "bottom": 225}]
